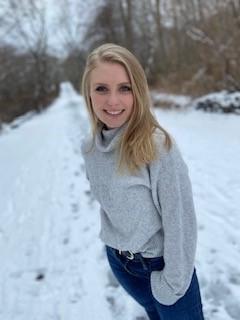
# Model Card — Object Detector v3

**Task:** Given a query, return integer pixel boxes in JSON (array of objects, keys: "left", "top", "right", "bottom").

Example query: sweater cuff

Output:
[{"left": 150, "top": 270, "right": 184, "bottom": 306}]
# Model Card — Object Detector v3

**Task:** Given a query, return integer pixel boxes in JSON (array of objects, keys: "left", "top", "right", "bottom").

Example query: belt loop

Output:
[{"left": 139, "top": 255, "right": 148, "bottom": 271}]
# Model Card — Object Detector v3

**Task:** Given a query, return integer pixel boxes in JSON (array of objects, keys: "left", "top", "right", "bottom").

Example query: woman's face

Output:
[{"left": 89, "top": 62, "right": 134, "bottom": 129}]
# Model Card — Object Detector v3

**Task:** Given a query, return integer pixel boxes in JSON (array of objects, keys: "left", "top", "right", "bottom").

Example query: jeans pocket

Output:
[{"left": 124, "top": 260, "right": 150, "bottom": 279}]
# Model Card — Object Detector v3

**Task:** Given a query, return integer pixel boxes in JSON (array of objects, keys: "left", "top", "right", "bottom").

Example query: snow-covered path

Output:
[
  {"left": 0, "top": 87, "right": 114, "bottom": 320},
  {"left": 0, "top": 85, "right": 239, "bottom": 320},
  {"left": 154, "top": 109, "right": 240, "bottom": 320}
]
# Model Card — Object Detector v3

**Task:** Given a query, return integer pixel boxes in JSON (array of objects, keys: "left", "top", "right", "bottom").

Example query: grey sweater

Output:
[{"left": 81, "top": 123, "right": 197, "bottom": 306}]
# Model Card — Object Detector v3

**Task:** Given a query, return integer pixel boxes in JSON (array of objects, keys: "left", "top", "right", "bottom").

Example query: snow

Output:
[
  {"left": 0, "top": 85, "right": 240, "bottom": 320},
  {"left": 191, "top": 91, "right": 240, "bottom": 114},
  {"left": 151, "top": 91, "right": 192, "bottom": 108},
  {"left": 152, "top": 90, "right": 240, "bottom": 114}
]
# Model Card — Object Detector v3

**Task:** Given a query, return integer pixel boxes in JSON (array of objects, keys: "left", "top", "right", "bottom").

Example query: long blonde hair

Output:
[{"left": 81, "top": 43, "right": 172, "bottom": 174}]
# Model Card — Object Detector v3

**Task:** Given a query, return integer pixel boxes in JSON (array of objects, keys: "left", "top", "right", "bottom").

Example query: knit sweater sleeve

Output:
[{"left": 149, "top": 139, "right": 197, "bottom": 305}]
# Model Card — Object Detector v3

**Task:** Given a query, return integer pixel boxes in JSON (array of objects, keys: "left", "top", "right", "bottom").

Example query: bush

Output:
[{"left": 192, "top": 91, "right": 240, "bottom": 114}]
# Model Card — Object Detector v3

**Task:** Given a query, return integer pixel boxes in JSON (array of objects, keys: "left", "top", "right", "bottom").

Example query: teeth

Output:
[{"left": 105, "top": 110, "right": 123, "bottom": 115}]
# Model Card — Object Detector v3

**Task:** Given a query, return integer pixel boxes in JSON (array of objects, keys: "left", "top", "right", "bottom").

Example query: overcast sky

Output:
[{"left": 0, "top": 0, "right": 104, "bottom": 57}]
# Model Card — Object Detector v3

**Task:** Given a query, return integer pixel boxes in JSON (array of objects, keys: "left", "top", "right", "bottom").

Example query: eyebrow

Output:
[{"left": 93, "top": 82, "right": 131, "bottom": 86}]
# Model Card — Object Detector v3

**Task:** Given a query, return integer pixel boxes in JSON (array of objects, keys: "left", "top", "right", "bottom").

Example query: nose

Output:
[{"left": 107, "top": 92, "right": 119, "bottom": 106}]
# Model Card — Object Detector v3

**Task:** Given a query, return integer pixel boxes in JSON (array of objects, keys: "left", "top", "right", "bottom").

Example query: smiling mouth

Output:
[{"left": 104, "top": 110, "right": 124, "bottom": 115}]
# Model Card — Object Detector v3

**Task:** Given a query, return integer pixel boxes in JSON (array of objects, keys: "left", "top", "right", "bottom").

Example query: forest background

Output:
[{"left": 0, "top": 0, "right": 240, "bottom": 123}]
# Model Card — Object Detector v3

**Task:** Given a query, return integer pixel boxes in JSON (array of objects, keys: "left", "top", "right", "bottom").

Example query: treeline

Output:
[
  {"left": 0, "top": 0, "right": 88, "bottom": 124},
  {"left": 86, "top": 0, "right": 240, "bottom": 93},
  {"left": 0, "top": 0, "right": 240, "bottom": 123},
  {"left": 0, "top": 45, "right": 86, "bottom": 123}
]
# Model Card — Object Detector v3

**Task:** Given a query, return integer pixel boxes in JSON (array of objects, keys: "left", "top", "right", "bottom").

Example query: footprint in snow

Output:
[
  {"left": 198, "top": 223, "right": 205, "bottom": 231},
  {"left": 73, "top": 148, "right": 80, "bottom": 155},
  {"left": 225, "top": 301, "right": 240, "bottom": 320},
  {"left": 63, "top": 164, "right": 68, "bottom": 171},
  {"left": 69, "top": 183, "right": 75, "bottom": 191},
  {"left": 74, "top": 170, "right": 80, "bottom": 177},
  {"left": 84, "top": 189, "right": 96, "bottom": 205},
  {"left": 68, "top": 278, "right": 85, "bottom": 303},
  {"left": 63, "top": 237, "right": 69, "bottom": 245},
  {"left": 106, "top": 270, "right": 119, "bottom": 288},
  {"left": 105, "top": 292, "right": 126, "bottom": 319},
  {"left": 205, "top": 278, "right": 232, "bottom": 307},
  {"left": 228, "top": 267, "right": 240, "bottom": 286},
  {"left": 9, "top": 271, "right": 22, "bottom": 279},
  {"left": 210, "top": 248, "right": 217, "bottom": 254},
  {"left": 83, "top": 226, "right": 90, "bottom": 233},
  {"left": 71, "top": 202, "right": 79, "bottom": 213},
  {"left": 203, "top": 281, "right": 239, "bottom": 320}
]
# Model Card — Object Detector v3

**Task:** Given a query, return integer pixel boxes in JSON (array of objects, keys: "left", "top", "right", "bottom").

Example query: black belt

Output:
[{"left": 116, "top": 249, "right": 149, "bottom": 270}]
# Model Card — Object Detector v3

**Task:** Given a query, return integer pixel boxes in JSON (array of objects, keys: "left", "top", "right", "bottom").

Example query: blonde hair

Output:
[{"left": 81, "top": 43, "right": 172, "bottom": 173}]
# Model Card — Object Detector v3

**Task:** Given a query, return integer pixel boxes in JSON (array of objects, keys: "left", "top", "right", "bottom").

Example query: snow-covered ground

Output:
[{"left": 0, "top": 84, "right": 240, "bottom": 320}]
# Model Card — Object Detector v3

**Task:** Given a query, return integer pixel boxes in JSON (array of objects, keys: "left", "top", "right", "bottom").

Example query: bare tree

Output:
[
  {"left": 119, "top": 0, "right": 133, "bottom": 51},
  {"left": 0, "top": 0, "right": 59, "bottom": 111},
  {"left": 83, "top": 0, "right": 240, "bottom": 93}
]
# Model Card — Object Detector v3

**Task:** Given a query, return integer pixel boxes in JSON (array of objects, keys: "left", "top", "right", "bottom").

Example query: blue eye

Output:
[
  {"left": 120, "top": 86, "right": 132, "bottom": 92},
  {"left": 95, "top": 86, "right": 108, "bottom": 92}
]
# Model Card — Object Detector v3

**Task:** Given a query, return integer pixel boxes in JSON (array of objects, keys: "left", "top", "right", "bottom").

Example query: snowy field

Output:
[{"left": 0, "top": 84, "right": 240, "bottom": 320}]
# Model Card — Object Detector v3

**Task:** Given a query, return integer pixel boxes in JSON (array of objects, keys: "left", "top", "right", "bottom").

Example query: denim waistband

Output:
[{"left": 106, "top": 245, "right": 163, "bottom": 261}]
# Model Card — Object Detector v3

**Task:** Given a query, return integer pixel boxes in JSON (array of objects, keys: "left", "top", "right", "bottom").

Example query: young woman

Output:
[{"left": 80, "top": 43, "right": 204, "bottom": 320}]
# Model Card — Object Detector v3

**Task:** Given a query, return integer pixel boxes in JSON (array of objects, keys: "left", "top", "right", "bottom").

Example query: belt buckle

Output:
[
  {"left": 119, "top": 250, "right": 134, "bottom": 260},
  {"left": 126, "top": 251, "right": 134, "bottom": 260}
]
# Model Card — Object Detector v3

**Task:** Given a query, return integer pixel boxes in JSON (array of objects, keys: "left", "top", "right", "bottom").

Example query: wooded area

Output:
[
  {"left": 0, "top": 0, "right": 240, "bottom": 123},
  {"left": 86, "top": 0, "right": 240, "bottom": 93}
]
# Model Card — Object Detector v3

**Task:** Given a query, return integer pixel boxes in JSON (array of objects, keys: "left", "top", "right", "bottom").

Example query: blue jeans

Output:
[{"left": 106, "top": 245, "right": 204, "bottom": 320}]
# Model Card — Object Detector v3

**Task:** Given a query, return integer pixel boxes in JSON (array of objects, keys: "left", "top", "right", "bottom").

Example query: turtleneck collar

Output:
[{"left": 95, "top": 122, "right": 128, "bottom": 152}]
